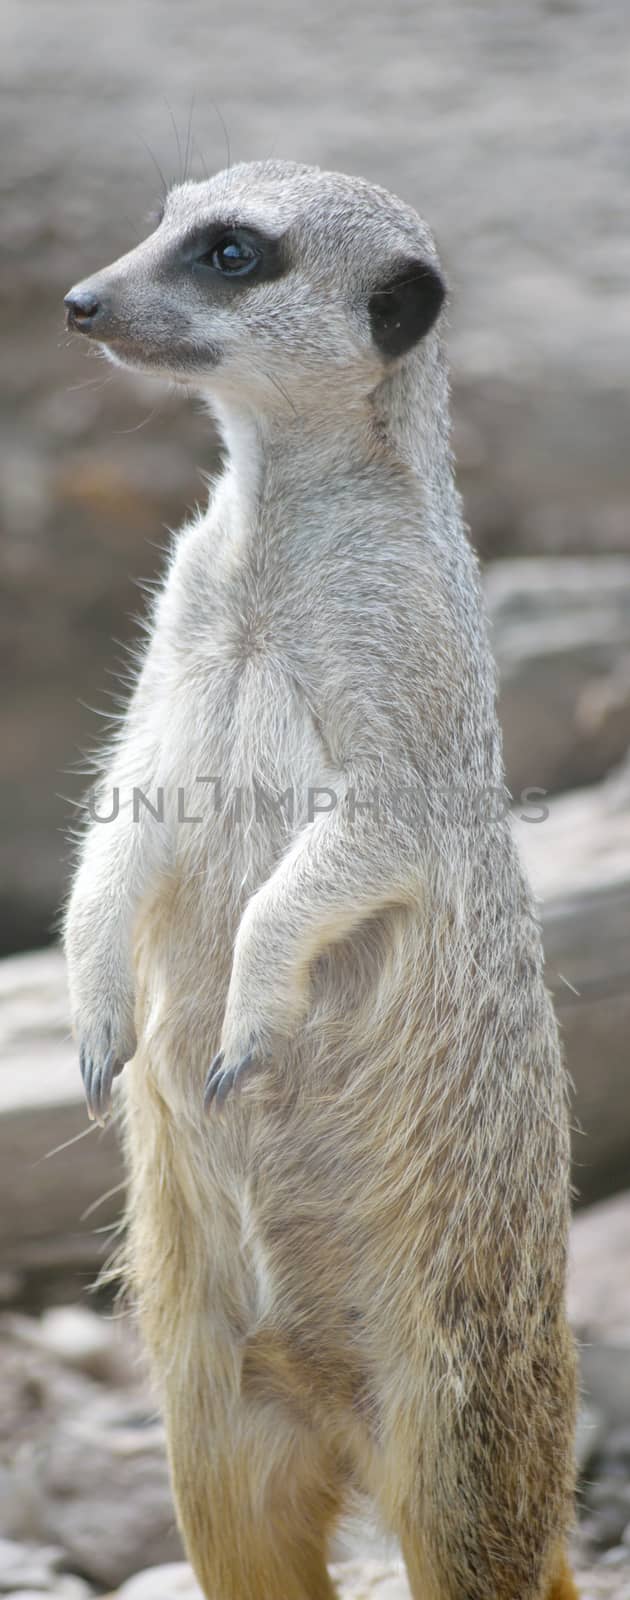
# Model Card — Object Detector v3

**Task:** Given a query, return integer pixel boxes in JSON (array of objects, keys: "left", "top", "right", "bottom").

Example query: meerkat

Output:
[{"left": 63, "top": 160, "right": 578, "bottom": 1600}]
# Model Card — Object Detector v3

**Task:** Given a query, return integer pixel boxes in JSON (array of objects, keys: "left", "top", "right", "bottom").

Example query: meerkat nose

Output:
[{"left": 64, "top": 285, "right": 101, "bottom": 333}]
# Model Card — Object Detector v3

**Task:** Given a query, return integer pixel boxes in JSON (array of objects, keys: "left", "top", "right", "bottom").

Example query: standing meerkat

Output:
[{"left": 63, "top": 160, "right": 578, "bottom": 1600}]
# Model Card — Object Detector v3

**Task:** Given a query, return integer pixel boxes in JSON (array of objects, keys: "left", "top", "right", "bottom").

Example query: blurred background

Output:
[{"left": 1, "top": 3, "right": 630, "bottom": 1597}]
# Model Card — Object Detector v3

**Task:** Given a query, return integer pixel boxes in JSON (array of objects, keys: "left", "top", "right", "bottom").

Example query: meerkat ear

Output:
[{"left": 368, "top": 258, "right": 446, "bottom": 358}]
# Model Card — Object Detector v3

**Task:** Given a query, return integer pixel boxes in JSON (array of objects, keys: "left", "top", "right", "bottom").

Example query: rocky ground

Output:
[{"left": 2, "top": 1188, "right": 630, "bottom": 1596}]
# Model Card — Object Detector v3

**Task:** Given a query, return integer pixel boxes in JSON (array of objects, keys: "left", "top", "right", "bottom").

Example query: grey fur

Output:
[{"left": 63, "top": 161, "right": 577, "bottom": 1600}]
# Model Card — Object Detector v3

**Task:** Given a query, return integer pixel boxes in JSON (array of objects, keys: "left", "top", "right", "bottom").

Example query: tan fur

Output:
[
  {"left": 547, "top": 1557, "right": 580, "bottom": 1600},
  {"left": 64, "top": 161, "right": 578, "bottom": 1598}
]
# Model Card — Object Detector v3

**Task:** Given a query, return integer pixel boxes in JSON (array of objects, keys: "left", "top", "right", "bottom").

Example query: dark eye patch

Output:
[{"left": 181, "top": 221, "right": 288, "bottom": 286}]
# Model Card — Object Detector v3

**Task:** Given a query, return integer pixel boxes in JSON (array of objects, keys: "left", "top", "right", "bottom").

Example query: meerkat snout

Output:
[
  {"left": 63, "top": 158, "right": 446, "bottom": 399},
  {"left": 64, "top": 285, "right": 101, "bottom": 331}
]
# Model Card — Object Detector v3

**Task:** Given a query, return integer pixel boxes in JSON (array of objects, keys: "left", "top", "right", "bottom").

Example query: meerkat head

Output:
[{"left": 64, "top": 160, "right": 446, "bottom": 417}]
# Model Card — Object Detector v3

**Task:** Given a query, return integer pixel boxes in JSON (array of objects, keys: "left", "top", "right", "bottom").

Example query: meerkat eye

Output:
[{"left": 200, "top": 233, "right": 261, "bottom": 276}]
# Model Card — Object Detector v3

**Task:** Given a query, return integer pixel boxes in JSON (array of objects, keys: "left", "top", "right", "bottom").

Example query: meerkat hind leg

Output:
[
  {"left": 384, "top": 1353, "right": 578, "bottom": 1600},
  {"left": 166, "top": 1386, "right": 343, "bottom": 1600}
]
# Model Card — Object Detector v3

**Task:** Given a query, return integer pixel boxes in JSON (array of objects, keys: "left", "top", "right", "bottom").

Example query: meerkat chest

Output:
[
  {"left": 155, "top": 507, "right": 357, "bottom": 845},
  {"left": 156, "top": 570, "right": 338, "bottom": 876}
]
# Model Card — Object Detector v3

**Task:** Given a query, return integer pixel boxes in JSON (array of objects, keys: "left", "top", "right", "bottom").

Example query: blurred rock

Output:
[
  {"left": 579, "top": 1346, "right": 630, "bottom": 1435},
  {"left": 0, "top": 1540, "right": 91, "bottom": 1596},
  {"left": 577, "top": 1372, "right": 630, "bottom": 1561},
  {"left": 0, "top": 427, "right": 199, "bottom": 960},
  {"left": 0, "top": 1274, "right": 24, "bottom": 1306},
  {"left": 515, "top": 760, "right": 630, "bottom": 1205},
  {"left": 0, "top": 1587, "right": 90, "bottom": 1600},
  {"left": 112, "top": 1568, "right": 201, "bottom": 1600},
  {"left": 1, "top": 1591, "right": 91, "bottom": 1599},
  {"left": 0, "top": 1542, "right": 64, "bottom": 1593},
  {"left": 7, "top": 1397, "right": 180, "bottom": 1589},
  {"left": 0, "top": 1314, "right": 181, "bottom": 1589},
  {"left": 0, "top": 949, "right": 124, "bottom": 1299},
  {"left": 575, "top": 1404, "right": 609, "bottom": 1474},
  {"left": 580, "top": 1497, "right": 630, "bottom": 1556},
  {"left": 602, "top": 1545, "right": 630, "bottom": 1567},
  {"left": 570, "top": 1195, "right": 630, "bottom": 1563},
  {"left": 555, "top": 1574, "right": 630, "bottom": 1600},
  {"left": 569, "top": 1192, "right": 630, "bottom": 1344},
  {"left": 10, "top": 1306, "right": 135, "bottom": 1387},
  {"left": 486, "top": 558, "right": 630, "bottom": 797}
]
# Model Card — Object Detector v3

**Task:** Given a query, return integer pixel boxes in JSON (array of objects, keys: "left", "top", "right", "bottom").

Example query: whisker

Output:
[
  {"left": 66, "top": 372, "right": 115, "bottom": 394},
  {"left": 136, "top": 132, "right": 169, "bottom": 200},
  {"left": 192, "top": 135, "right": 211, "bottom": 183},
  {"left": 42, "top": 1123, "right": 96, "bottom": 1162},
  {"left": 210, "top": 99, "right": 232, "bottom": 175},
  {"left": 555, "top": 970, "right": 581, "bottom": 998},
  {"left": 183, "top": 93, "right": 196, "bottom": 184},
  {"left": 113, "top": 401, "right": 163, "bottom": 435},
  {"left": 81, "top": 1181, "right": 127, "bottom": 1221},
  {"left": 164, "top": 97, "right": 184, "bottom": 185},
  {"left": 262, "top": 367, "right": 298, "bottom": 419}
]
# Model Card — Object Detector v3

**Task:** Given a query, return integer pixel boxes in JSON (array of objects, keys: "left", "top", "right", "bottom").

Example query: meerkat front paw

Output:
[
  {"left": 203, "top": 1030, "right": 270, "bottom": 1113},
  {"left": 66, "top": 904, "right": 137, "bottom": 1124},
  {"left": 78, "top": 1015, "right": 136, "bottom": 1125},
  {"left": 203, "top": 897, "right": 307, "bottom": 1114},
  {"left": 70, "top": 980, "right": 137, "bottom": 1125}
]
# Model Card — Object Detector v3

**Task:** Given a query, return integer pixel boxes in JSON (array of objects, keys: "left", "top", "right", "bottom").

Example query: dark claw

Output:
[
  {"left": 93, "top": 1071, "right": 105, "bottom": 1123},
  {"left": 79, "top": 1041, "right": 90, "bottom": 1093},
  {"left": 203, "top": 1050, "right": 224, "bottom": 1112},
  {"left": 204, "top": 1047, "right": 257, "bottom": 1113},
  {"left": 80, "top": 1044, "right": 96, "bottom": 1120},
  {"left": 215, "top": 1066, "right": 237, "bottom": 1108},
  {"left": 79, "top": 1038, "right": 125, "bottom": 1125},
  {"left": 95, "top": 1048, "right": 116, "bottom": 1123}
]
